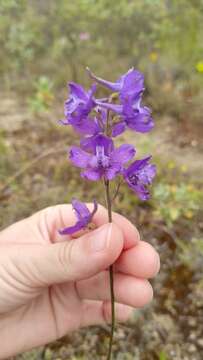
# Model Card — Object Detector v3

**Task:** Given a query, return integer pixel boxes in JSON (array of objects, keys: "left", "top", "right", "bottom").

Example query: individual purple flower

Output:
[
  {"left": 59, "top": 198, "right": 98, "bottom": 235},
  {"left": 123, "top": 156, "right": 156, "bottom": 200},
  {"left": 62, "top": 82, "right": 96, "bottom": 123},
  {"left": 60, "top": 83, "right": 103, "bottom": 136},
  {"left": 69, "top": 134, "right": 135, "bottom": 181},
  {"left": 96, "top": 93, "right": 154, "bottom": 136},
  {"left": 87, "top": 67, "right": 144, "bottom": 101}
]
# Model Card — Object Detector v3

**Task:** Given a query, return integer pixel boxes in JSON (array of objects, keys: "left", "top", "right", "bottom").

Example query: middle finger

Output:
[{"left": 76, "top": 271, "right": 153, "bottom": 308}]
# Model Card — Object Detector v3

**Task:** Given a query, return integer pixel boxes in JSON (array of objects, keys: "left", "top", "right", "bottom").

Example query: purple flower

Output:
[
  {"left": 97, "top": 93, "right": 154, "bottom": 136},
  {"left": 123, "top": 156, "right": 156, "bottom": 200},
  {"left": 69, "top": 134, "right": 135, "bottom": 181},
  {"left": 90, "top": 67, "right": 153, "bottom": 136},
  {"left": 59, "top": 199, "right": 98, "bottom": 235},
  {"left": 60, "top": 83, "right": 104, "bottom": 136},
  {"left": 62, "top": 82, "right": 96, "bottom": 123},
  {"left": 87, "top": 67, "right": 144, "bottom": 101}
]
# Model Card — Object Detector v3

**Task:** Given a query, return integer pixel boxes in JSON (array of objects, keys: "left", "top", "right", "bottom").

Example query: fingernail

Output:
[{"left": 90, "top": 224, "right": 112, "bottom": 252}]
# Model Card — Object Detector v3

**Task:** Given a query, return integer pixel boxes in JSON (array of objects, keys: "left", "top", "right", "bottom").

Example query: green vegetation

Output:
[
  {"left": 153, "top": 182, "right": 202, "bottom": 227},
  {"left": 1, "top": 1, "right": 203, "bottom": 114},
  {"left": 28, "top": 76, "right": 54, "bottom": 113},
  {"left": 159, "top": 351, "right": 168, "bottom": 360}
]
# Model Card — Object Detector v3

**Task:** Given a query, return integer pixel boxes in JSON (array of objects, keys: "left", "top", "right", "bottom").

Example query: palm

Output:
[{"left": 17, "top": 283, "right": 85, "bottom": 344}]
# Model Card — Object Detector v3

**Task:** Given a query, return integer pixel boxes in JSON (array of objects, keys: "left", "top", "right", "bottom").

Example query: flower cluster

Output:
[{"left": 59, "top": 68, "right": 156, "bottom": 233}]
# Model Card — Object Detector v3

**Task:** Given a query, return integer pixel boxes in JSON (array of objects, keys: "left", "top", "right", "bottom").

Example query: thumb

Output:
[{"left": 2, "top": 223, "right": 124, "bottom": 287}]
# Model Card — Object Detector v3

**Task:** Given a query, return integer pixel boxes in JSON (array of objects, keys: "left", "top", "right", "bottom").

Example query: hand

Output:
[{"left": 0, "top": 204, "right": 160, "bottom": 358}]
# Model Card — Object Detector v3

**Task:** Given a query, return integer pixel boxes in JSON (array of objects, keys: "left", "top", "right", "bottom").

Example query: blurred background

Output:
[{"left": 0, "top": 0, "right": 203, "bottom": 359}]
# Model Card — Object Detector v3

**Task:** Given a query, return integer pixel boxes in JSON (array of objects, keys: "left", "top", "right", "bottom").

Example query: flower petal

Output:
[
  {"left": 80, "top": 136, "right": 95, "bottom": 152},
  {"left": 81, "top": 168, "right": 102, "bottom": 181},
  {"left": 120, "top": 69, "right": 144, "bottom": 101},
  {"left": 68, "top": 82, "right": 87, "bottom": 101},
  {"left": 112, "top": 121, "right": 126, "bottom": 137},
  {"left": 95, "top": 101, "right": 123, "bottom": 114},
  {"left": 72, "top": 198, "right": 90, "bottom": 220},
  {"left": 94, "top": 134, "right": 114, "bottom": 155},
  {"left": 131, "top": 184, "right": 150, "bottom": 201},
  {"left": 125, "top": 156, "right": 152, "bottom": 176},
  {"left": 127, "top": 114, "right": 154, "bottom": 133},
  {"left": 87, "top": 83, "right": 97, "bottom": 97},
  {"left": 69, "top": 146, "right": 91, "bottom": 168},
  {"left": 138, "top": 164, "right": 156, "bottom": 185},
  {"left": 105, "top": 165, "right": 121, "bottom": 180},
  {"left": 111, "top": 144, "right": 136, "bottom": 166},
  {"left": 87, "top": 68, "right": 121, "bottom": 91},
  {"left": 59, "top": 220, "right": 86, "bottom": 235},
  {"left": 70, "top": 117, "right": 101, "bottom": 136},
  {"left": 80, "top": 134, "right": 114, "bottom": 155}
]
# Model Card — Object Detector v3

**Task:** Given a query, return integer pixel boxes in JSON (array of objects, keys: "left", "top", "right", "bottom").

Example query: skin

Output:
[{"left": 0, "top": 204, "right": 160, "bottom": 359}]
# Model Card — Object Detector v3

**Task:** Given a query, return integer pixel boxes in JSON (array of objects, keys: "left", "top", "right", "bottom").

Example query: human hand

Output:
[{"left": 0, "top": 204, "right": 160, "bottom": 358}]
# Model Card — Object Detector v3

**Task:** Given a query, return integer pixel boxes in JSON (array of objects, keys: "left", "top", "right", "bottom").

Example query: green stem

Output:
[{"left": 104, "top": 179, "right": 115, "bottom": 360}]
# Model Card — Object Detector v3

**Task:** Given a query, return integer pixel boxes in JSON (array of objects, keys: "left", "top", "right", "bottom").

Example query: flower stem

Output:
[{"left": 104, "top": 179, "right": 115, "bottom": 360}]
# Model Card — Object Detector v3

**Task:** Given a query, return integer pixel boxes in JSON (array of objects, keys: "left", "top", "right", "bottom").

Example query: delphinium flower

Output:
[
  {"left": 59, "top": 68, "right": 156, "bottom": 360},
  {"left": 96, "top": 89, "right": 154, "bottom": 136},
  {"left": 70, "top": 134, "right": 135, "bottom": 180},
  {"left": 87, "top": 67, "right": 154, "bottom": 136},
  {"left": 60, "top": 83, "right": 100, "bottom": 135},
  {"left": 64, "top": 82, "right": 96, "bottom": 120},
  {"left": 59, "top": 198, "right": 98, "bottom": 235},
  {"left": 87, "top": 67, "right": 145, "bottom": 100},
  {"left": 123, "top": 156, "right": 156, "bottom": 200}
]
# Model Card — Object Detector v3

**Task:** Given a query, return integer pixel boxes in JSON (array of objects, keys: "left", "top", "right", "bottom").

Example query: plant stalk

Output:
[{"left": 104, "top": 179, "right": 115, "bottom": 360}]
